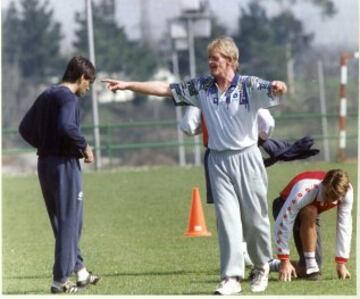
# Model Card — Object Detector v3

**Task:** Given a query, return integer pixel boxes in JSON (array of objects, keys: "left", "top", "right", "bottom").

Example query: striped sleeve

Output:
[
  {"left": 274, "top": 180, "right": 320, "bottom": 259},
  {"left": 245, "top": 76, "right": 279, "bottom": 109},
  {"left": 170, "top": 78, "right": 200, "bottom": 107},
  {"left": 335, "top": 184, "right": 353, "bottom": 263}
]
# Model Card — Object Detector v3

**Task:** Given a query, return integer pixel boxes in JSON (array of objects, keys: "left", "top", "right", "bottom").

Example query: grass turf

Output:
[{"left": 2, "top": 161, "right": 357, "bottom": 295}]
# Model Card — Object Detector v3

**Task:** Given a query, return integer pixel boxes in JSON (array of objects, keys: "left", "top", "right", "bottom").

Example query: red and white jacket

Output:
[{"left": 274, "top": 171, "right": 353, "bottom": 264}]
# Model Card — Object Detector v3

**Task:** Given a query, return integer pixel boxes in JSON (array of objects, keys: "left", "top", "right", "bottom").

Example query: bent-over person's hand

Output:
[
  {"left": 271, "top": 80, "right": 287, "bottom": 96},
  {"left": 101, "top": 79, "right": 128, "bottom": 92},
  {"left": 83, "top": 144, "right": 94, "bottom": 164},
  {"left": 336, "top": 263, "right": 351, "bottom": 280},
  {"left": 279, "top": 259, "right": 297, "bottom": 282}
]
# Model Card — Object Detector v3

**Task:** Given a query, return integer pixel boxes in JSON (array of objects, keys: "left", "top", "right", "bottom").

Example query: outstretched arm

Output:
[
  {"left": 101, "top": 79, "right": 172, "bottom": 97},
  {"left": 271, "top": 80, "right": 287, "bottom": 96}
]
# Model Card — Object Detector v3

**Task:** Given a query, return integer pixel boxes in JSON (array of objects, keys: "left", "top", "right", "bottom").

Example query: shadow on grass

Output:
[
  {"left": 6, "top": 270, "right": 340, "bottom": 283},
  {"left": 4, "top": 269, "right": 218, "bottom": 295},
  {"left": 4, "top": 285, "right": 95, "bottom": 295},
  {"left": 4, "top": 290, "right": 48, "bottom": 295},
  {"left": 182, "top": 291, "right": 214, "bottom": 295},
  {"left": 101, "top": 268, "right": 217, "bottom": 278},
  {"left": 5, "top": 268, "right": 218, "bottom": 280},
  {"left": 4, "top": 273, "right": 49, "bottom": 280}
]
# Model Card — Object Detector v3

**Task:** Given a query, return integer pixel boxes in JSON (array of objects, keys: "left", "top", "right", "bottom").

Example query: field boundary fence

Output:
[{"left": 2, "top": 112, "right": 358, "bottom": 170}]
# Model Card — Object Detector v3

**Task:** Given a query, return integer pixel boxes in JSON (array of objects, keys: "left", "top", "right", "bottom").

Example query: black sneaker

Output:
[
  {"left": 51, "top": 280, "right": 78, "bottom": 294},
  {"left": 305, "top": 271, "right": 321, "bottom": 281},
  {"left": 77, "top": 271, "right": 101, "bottom": 287}
]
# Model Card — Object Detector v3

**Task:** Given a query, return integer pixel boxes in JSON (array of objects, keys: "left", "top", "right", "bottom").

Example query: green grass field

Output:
[{"left": 2, "top": 161, "right": 357, "bottom": 295}]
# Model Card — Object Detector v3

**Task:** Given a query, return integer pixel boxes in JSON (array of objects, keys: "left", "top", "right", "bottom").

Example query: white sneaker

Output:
[
  {"left": 214, "top": 277, "right": 241, "bottom": 295},
  {"left": 50, "top": 280, "right": 78, "bottom": 294},
  {"left": 306, "top": 265, "right": 320, "bottom": 275},
  {"left": 250, "top": 263, "right": 269, "bottom": 293}
]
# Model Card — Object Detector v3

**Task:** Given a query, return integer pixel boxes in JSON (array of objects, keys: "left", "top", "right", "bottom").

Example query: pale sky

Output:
[{"left": 1, "top": 0, "right": 358, "bottom": 53}]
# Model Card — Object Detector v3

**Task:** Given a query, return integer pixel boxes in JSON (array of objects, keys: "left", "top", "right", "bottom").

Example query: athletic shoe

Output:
[
  {"left": 77, "top": 271, "right": 101, "bottom": 287},
  {"left": 51, "top": 280, "right": 78, "bottom": 294},
  {"left": 250, "top": 264, "right": 269, "bottom": 292},
  {"left": 305, "top": 271, "right": 321, "bottom": 281},
  {"left": 305, "top": 265, "right": 320, "bottom": 275},
  {"left": 268, "top": 258, "right": 281, "bottom": 272},
  {"left": 214, "top": 277, "right": 241, "bottom": 295}
]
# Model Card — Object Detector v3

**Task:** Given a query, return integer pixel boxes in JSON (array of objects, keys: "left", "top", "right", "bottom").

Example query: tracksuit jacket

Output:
[{"left": 274, "top": 171, "right": 353, "bottom": 264}]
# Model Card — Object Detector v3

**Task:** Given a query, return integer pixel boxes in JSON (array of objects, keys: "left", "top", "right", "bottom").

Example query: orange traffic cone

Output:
[{"left": 184, "top": 187, "right": 211, "bottom": 237}]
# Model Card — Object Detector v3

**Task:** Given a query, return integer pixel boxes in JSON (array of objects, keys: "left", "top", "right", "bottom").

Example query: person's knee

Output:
[{"left": 299, "top": 205, "right": 318, "bottom": 226}]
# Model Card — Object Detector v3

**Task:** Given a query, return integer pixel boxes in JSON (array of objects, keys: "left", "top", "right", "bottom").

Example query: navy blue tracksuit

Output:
[{"left": 19, "top": 85, "right": 87, "bottom": 283}]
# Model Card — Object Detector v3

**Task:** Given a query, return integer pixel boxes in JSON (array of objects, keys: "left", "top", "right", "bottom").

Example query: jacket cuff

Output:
[
  {"left": 277, "top": 254, "right": 289, "bottom": 260},
  {"left": 335, "top": 257, "right": 348, "bottom": 264}
]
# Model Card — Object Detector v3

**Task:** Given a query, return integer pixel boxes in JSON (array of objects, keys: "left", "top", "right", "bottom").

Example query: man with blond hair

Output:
[
  {"left": 272, "top": 169, "right": 353, "bottom": 282},
  {"left": 102, "top": 36, "right": 287, "bottom": 295}
]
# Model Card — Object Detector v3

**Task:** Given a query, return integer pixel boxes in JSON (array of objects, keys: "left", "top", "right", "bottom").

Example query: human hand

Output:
[
  {"left": 83, "top": 144, "right": 94, "bottom": 164},
  {"left": 271, "top": 81, "right": 287, "bottom": 96},
  {"left": 279, "top": 260, "right": 297, "bottom": 282},
  {"left": 336, "top": 263, "right": 351, "bottom": 280},
  {"left": 101, "top": 79, "right": 129, "bottom": 92}
]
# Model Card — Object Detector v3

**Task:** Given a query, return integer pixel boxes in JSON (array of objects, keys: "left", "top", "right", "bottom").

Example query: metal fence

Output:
[{"left": 2, "top": 112, "right": 358, "bottom": 170}]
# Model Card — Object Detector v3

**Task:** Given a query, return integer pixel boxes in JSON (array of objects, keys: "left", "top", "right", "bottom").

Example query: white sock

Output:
[
  {"left": 76, "top": 267, "right": 89, "bottom": 281},
  {"left": 304, "top": 252, "right": 319, "bottom": 274}
]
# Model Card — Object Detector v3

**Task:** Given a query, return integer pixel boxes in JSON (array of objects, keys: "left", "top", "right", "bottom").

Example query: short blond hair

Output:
[
  {"left": 322, "top": 169, "right": 350, "bottom": 200},
  {"left": 207, "top": 36, "right": 240, "bottom": 71}
]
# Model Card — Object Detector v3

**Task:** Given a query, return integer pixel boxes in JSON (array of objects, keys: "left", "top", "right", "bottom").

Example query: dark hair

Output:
[{"left": 62, "top": 56, "right": 96, "bottom": 83}]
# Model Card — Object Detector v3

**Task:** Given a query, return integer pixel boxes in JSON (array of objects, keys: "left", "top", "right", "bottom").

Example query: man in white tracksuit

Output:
[
  {"left": 102, "top": 36, "right": 288, "bottom": 295},
  {"left": 180, "top": 106, "right": 275, "bottom": 203},
  {"left": 180, "top": 107, "right": 274, "bottom": 268},
  {"left": 180, "top": 107, "right": 274, "bottom": 143},
  {"left": 272, "top": 169, "right": 353, "bottom": 282},
  {"left": 179, "top": 106, "right": 320, "bottom": 203}
]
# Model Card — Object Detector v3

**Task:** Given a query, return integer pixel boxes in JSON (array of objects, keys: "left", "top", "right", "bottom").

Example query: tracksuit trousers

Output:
[
  {"left": 208, "top": 145, "right": 272, "bottom": 279},
  {"left": 38, "top": 156, "right": 85, "bottom": 283}
]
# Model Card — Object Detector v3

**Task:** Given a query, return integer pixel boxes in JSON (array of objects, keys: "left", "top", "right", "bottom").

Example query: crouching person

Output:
[{"left": 272, "top": 169, "right": 353, "bottom": 282}]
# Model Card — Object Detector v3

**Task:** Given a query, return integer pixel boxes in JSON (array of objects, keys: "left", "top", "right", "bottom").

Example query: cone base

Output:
[{"left": 184, "top": 231, "right": 212, "bottom": 237}]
